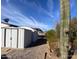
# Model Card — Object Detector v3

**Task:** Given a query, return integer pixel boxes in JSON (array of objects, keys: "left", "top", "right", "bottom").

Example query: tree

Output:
[{"left": 45, "top": 30, "right": 57, "bottom": 42}]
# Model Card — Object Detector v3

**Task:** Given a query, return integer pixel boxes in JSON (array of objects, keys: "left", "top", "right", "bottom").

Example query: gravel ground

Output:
[
  {"left": 49, "top": 54, "right": 77, "bottom": 59},
  {"left": 1, "top": 38, "right": 77, "bottom": 59},
  {"left": 1, "top": 44, "right": 51, "bottom": 59},
  {"left": 72, "top": 55, "right": 77, "bottom": 59}
]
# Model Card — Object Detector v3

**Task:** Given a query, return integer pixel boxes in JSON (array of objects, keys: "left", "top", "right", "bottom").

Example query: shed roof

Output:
[{"left": 20, "top": 27, "right": 35, "bottom": 32}]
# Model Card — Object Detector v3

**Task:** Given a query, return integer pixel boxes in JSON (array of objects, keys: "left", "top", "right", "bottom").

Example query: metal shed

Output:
[
  {"left": 1, "top": 27, "right": 36, "bottom": 48},
  {"left": 20, "top": 27, "right": 38, "bottom": 43}
]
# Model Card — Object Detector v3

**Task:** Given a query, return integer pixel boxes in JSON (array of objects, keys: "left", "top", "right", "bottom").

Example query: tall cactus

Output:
[{"left": 60, "top": 0, "right": 70, "bottom": 59}]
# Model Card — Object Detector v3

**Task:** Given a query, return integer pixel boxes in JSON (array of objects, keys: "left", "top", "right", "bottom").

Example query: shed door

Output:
[
  {"left": 12, "top": 29, "right": 18, "bottom": 48},
  {"left": 6, "top": 29, "right": 11, "bottom": 47}
]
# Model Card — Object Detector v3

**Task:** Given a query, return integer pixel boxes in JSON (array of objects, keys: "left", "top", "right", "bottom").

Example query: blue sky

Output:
[{"left": 1, "top": 0, "right": 77, "bottom": 31}]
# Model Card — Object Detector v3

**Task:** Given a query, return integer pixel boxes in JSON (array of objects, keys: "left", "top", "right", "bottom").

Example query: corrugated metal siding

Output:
[
  {"left": 1, "top": 29, "right": 5, "bottom": 47},
  {"left": 18, "top": 29, "right": 24, "bottom": 48},
  {"left": 12, "top": 29, "right": 18, "bottom": 48},
  {"left": 6, "top": 29, "right": 11, "bottom": 48},
  {"left": 24, "top": 30, "right": 32, "bottom": 48}
]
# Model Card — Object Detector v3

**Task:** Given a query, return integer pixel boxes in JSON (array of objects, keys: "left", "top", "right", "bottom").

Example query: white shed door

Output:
[
  {"left": 12, "top": 29, "right": 17, "bottom": 48},
  {"left": 1, "top": 29, "right": 5, "bottom": 47},
  {"left": 6, "top": 29, "right": 11, "bottom": 47},
  {"left": 18, "top": 29, "right": 24, "bottom": 48}
]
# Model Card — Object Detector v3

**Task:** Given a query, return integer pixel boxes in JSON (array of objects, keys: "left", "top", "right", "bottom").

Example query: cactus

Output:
[{"left": 60, "top": 0, "right": 70, "bottom": 59}]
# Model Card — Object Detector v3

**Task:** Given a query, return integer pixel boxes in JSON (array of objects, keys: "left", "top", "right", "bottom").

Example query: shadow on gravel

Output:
[
  {"left": 1, "top": 54, "right": 8, "bottom": 59},
  {"left": 28, "top": 38, "right": 47, "bottom": 48}
]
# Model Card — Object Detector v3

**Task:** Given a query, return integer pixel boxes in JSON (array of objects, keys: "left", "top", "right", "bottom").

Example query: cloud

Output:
[
  {"left": 29, "top": 16, "right": 51, "bottom": 30},
  {"left": 20, "top": 0, "right": 54, "bottom": 18},
  {"left": 1, "top": 6, "right": 30, "bottom": 25},
  {"left": 37, "top": 3, "right": 54, "bottom": 18},
  {"left": 1, "top": 5, "right": 50, "bottom": 31},
  {"left": 47, "top": 0, "right": 53, "bottom": 14}
]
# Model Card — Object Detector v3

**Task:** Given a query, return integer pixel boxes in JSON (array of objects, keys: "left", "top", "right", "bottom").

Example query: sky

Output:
[{"left": 1, "top": 0, "right": 77, "bottom": 31}]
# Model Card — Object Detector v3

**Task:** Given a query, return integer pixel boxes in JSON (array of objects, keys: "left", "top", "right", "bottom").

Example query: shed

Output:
[
  {"left": 20, "top": 27, "right": 38, "bottom": 42},
  {"left": 1, "top": 27, "right": 35, "bottom": 48}
]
